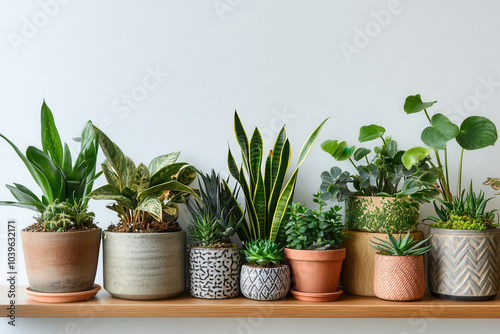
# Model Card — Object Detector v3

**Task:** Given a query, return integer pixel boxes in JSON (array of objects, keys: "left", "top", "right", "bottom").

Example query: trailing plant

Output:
[
  {"left": 371, "top": 231, "right": 432, "bottom": 256},
  {"left": 187, "top": 169, "right": 244, "bottom": 247},
  {"left": 0, "top": 101, "right": 100, "bottom": 231},
  {"left": 402, "top": 94, "right": 498, "bottom": 204},
  {"left": 285, "top": 192, "right": 345, "bottom": 250},
  {"left": 242, "top": 239, "right": 284, "bottom": 267},
  {"left": 320, "top": 124, "right": 439, "bottom": 203},
  {"left": 39, "top": 200, "right": 95, "bottom": 232},
  {"left": 88, "top": 126, "right": 199, "bottom": 231},
  {"left": 228, "top": 112, "right": 327, "bottom": 244},
  {"left": 427, "top": 184, "right": 497, "bottom": 230}
]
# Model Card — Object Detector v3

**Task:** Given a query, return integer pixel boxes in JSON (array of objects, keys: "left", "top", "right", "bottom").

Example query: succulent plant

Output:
[
  {"left": 285, "top": 192, "right": 345, "bottom": 250},
  {"left": 39, "top": 200, "right": 95, "bottom": 232},
  {"left": 242, "top": 240, "right": 284, "bottom": 267},
  {"left": 371, "top": 231, "right": 432, "bottom": 256}
]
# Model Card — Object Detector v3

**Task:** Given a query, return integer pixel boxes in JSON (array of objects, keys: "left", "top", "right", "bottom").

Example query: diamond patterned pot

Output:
[
  {"left": 189, "top": 247, "right": 241, "bottom": 299},
  {"left": 240, "top": 264, "right": 290, "bottom": 301}
]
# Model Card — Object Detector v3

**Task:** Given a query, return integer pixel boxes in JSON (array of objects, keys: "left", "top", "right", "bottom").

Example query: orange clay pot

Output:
[
  {"left": 21, "top": 229, "right": 101, "bottom": 293},
  {"left": 373, "top": 253, "right": 425, "bottom": 301},
  {"left": 284, "top": 248, "right": 346, "bottom": 300}
]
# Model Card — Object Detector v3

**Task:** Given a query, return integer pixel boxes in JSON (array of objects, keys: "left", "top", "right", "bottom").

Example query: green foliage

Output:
[
  {"left": 88, "top": 126, "right": 199, "bottom": 226},
  {"left": 39, "top": 200, "right": 95, "bottom": 232},
  {"left": 484, "top": 177, "right": 500, "bottom": 195},
  {"left": 427, "top": 185, "right": 498, "bottom": 230},
  {"left": 228, "top": 112, "right": 327, "bottom": 244},
  {"left": 242, "top": 240, "right": 284, "bottom": 267},
  {"left": 0, "top": 101, "right": 100, "bottom": 230},
  {"left": 402, "top": 94, "right": 498, "bottom": 203},
  {"left": 187, "top": 169, "right": 244, "bottom": 247},
  {"left": 320, "top": 124, "right": 439, "bottom": 204},
  {"left": 285, "top": 193, "right": 345, "bottom": 250},
  {"left": 371, "top": 231, "right": 432, "bottom": 256}
]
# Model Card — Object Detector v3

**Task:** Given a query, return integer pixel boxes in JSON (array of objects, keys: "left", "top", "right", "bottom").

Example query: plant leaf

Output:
[
  {"left": 26, "top": 146, "right": 65, "bottom": 202},
  {"left": 353, "top": 147, "right": 371, "bottom": 161},
  {"left": 421, "top": 113, "right": 459, "bottom": 150},
  {"left": 402, "top": 146, "right": 431, "bottom": 169},
  {"left": 404, "top": 94, "right": 437, "bottom": 114},
  {"left": 92, "top": 125, "right": 128, "bottom": 186},
  {"left": 137, "top": 194, "right": 163, "bottom": 222},
  {"left": 148, "top": 152, "right": 180, "bottom": 175},
  {"left": 130, "top": 163, "right": 151, "bottom": 192},
  {"left": 456, "top": 116, "right": 498, "bottom": 150},
  {"left": 359, "top": 124, "right": 385, "bottom": 142},
  {"left": 138, "top": 180, "right": 200, "bottom": 201},
  {"left": 149, "top": 162, "right": 186, "bottom": 187},
  {"left": 296, "top": 118, "right": 328, "bottom": 168},
  {"left": 40, "top": 101, "right": 63, "bottom": 167}
]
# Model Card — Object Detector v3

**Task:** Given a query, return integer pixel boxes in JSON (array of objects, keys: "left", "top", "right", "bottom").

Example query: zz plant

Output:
[
  {"left": 88, "top": 126, "right": 199, "bottom": 231},
  {"left": 320, "top": 124, "right": 439, "bottom": 203},
  {"left": 228, "top": 112, "right": 327, "bottom": 244},
  {"left": 0, "top": 101, "right": 100, "bottom": 231}
]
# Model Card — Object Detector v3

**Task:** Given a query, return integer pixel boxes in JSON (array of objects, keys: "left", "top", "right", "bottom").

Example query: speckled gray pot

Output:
[
  {"left": 103, "top": 230, "right": 186, "bottom": 300},
  {"left": 189, "top": 247, "right": 241, "bottom": 299},
  {"left": 240, "top": 264, "right": 290, "bottom": 301}
]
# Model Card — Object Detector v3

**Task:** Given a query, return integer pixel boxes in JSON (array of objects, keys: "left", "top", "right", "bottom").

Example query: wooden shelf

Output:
[{"left": 3, "top": 286, "right": 500, "bottom": 318}]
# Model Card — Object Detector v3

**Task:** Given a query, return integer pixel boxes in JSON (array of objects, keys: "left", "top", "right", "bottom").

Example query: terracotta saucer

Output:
[
  {"left": 290, "top": 289, "right": 343, "bottom": 302},
  {"left": 25, "top": 284, "right": 101, "bottom": 303}
]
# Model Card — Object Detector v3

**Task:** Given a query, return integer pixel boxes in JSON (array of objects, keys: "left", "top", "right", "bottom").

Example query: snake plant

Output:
[{"left": 228, "top": 112, "right": 327, "bottom": 244}]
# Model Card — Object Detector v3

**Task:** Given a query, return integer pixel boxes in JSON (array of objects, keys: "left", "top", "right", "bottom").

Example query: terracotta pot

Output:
[
  {"left": 428, "top": 227, "right": 500, "bottom": 301},
  {"left": 189, "top": 247, "right": 241, "bottom": 299},
  {"left": 21, "top": 228, "right": 101, "bottom": 293},
  {"left": 103, "top": 230, "right": 186, "bottom": 300},
  {"left": 284, "top": 248, "right": 345, "bottom": 300},
  {"left": 345, "top": 196, "right": 419, "bottom": 232},
  {"left": 341, "top": 230, "right": 423, "bottom": 296},
  {"left": 373, "top": 254, "right": 425, "bottom": 301},
  {"left": 240, "top": 264, "right": 290, "bottom": 301}
]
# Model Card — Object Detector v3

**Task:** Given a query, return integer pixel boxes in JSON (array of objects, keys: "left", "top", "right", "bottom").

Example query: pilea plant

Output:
[
  {"left": 242, "top": 239, "right": 284, "bottom": 267},
  {"left": 285, "top": 192, "right": 345, "bottom": 250},
  {"left": 228, "top": 112, "right": 327, "bottom": 244},
  {"left": 320, "top": 124, "right": 439, "bottom": 204},
  {"left": 0, "top": 101, "right": 100, "bottom": 231},
  {"left": 371, "top": 231, "right": 433, "bottom": 256},
  {"left": 88, "top": 126, "right": 199, "bottom": 232}
]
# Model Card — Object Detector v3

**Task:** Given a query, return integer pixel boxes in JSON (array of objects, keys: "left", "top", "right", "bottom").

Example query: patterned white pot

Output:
[
  {"left": 189, "top": 247, "right": 241, "bottom": 299},
  {"left": 240, "top": 264, "right": 290, "bottom": 301}
]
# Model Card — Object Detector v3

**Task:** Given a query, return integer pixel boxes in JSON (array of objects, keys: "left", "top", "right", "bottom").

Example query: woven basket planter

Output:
[
  {"left": 373, "top": 253, "right": 425, "bottom": 301},
  {"left": 428, "top": 227, "right": 500, "bottom": 301}
]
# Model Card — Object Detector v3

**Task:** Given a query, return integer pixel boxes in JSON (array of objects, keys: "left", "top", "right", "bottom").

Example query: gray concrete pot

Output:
[
  {"left": 240, "top": 264, "right": 290, "bottom": 301},
  {"left": 103, "top": 230, "right": 186, "bottom": 300},
  {"left": 189, "top": 247, "right": 241, "bottom": 299},
  {"left": 428, "top": 227, "right": 500, "bottom": 301}
]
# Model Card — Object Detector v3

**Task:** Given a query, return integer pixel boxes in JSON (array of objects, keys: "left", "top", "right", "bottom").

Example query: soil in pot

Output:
[{"left": 189, "top": 246, "right": 241, "bottom": 299}]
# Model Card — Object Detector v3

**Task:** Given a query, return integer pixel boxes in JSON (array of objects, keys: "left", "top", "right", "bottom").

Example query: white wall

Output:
[{"left": 1, "top": 0, "right": 500, "bottom": 333}]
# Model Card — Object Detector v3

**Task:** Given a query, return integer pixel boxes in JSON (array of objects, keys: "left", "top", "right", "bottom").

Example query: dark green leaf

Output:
[{"left": 404, "top": 94, "right": 437, "bottom": 114}]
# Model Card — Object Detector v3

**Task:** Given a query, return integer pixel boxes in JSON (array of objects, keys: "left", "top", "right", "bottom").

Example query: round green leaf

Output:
[
  {"left": 402, "top": 146, "right": 431, "bottom": 170},
  {"left": 321, "top": 140, "right": 340, "bottom": 156},
  {"left": 353, "top": 147, "right": 371, "bottom": 161},
  {"left": 359, "top": 124, "right": 386, "bottom": 142},
  {"left": 334, "top": 142, "right": 355, "bottom": 161},
  {"left": 421, "top": 113, "right": 459, "bottom": 150},
  {"left": 456, "top": 116, "right": 498, "bottom": 150},
  {"left": 404, "top": 94, "right": 437, "bottom": 114}
]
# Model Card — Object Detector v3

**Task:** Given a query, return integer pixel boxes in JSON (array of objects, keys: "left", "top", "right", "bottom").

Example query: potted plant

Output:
[
  {"left": 240, "top": 240, "right": 290, "bottom": 301},
  {"left": 187, "top": 169, "right": 244, "bottom": 299},
  {"left": 284, "top": 193, "right": 346, "bottom": 302},
  {"left": 371, "top": 231, "right": 432, "bottom": 301},
  {"left": 88, "top": 126, "right": 199, "bottom": 300},
  {"left": 402, "top": 94, "right": 499, "bottom": 301},
  {"left": 320, "top": 124, "right": 438, "bottom": 296},
  {"left": 0, "top": 101, "right": 101, "bottom": 302},
  {"left": 227, "top": 112, "right": 327, "bottom": 244}
]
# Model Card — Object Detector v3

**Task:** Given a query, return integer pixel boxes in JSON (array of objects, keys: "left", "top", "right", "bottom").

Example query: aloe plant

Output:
[
  {"left": 402, "top": 94, "right": 498, "bottom": 203},
  {"left": 88, "top": 126, "right": 199, "bottom": 227},
  {"left": 371, "top": 231, "right": 432, "bottom": 256},
  {"left": 228, "top": 112, "right": 327, "bottom": 244},
  {"left": 0, "top": 101, "right": 100, "bottom": 230}
]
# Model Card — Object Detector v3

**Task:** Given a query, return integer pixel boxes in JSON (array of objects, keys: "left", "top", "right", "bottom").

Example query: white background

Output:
[{"left": 2, "top": 0, "right": 500, "bottom": 333}]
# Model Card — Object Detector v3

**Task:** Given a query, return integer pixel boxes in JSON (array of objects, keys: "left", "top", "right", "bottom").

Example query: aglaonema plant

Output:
[
  {"left": 0, "top": 101, "right": 101, "bottom": 231},
  {"left": 402, "top": 94, "right": 498, "bottom": 204},
  {"left": 228, "top": 112, "right": 327, "bottom": 244}
]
